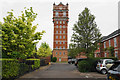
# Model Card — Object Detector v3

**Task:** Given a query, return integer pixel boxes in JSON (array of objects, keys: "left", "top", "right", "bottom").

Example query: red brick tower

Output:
[{"left": 52, "top": 2, "right": 69, "bottom": 62}]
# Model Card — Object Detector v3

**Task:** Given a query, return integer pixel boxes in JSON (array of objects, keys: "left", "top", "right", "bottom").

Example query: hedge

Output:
[
  {"left": 52, "top": 57, "right": 57, "bottom": 62},
  {"left": 78, "top": 57, "right": 118, "bottom": 72},
  {"left": 1, "top": 58, "right": 40, "bottom": 79}
]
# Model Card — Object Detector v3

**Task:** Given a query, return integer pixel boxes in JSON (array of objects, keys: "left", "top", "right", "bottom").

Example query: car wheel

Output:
[{"left": 101, "top": 69, "right": 107, "bottom": 74}]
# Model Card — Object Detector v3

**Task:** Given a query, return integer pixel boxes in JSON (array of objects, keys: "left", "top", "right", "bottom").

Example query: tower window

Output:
[
  {"left": 63, "top": 36, "right": 65, "bottom": 39},
  {"left": 56, "top": 12, "right": 59, "bottom": 16},
  {"left": 59, "top": 52, "right": 61, "bottom": 55},
  {"left": 56, "top": 46, "right": 58, "bottom": 49},
  {"left": 60, "top": 46, "right": 61, "bottom": 49},
  {"left": 60, "top": 21, "right": 62, "bottom": 24},
  {"left": 63, "top": 52, "right": 65, "bottom": 55},
  {"left": 63, "top": 12, "right": 66, "bottom": 17},
  {"left": 60, "top": 36, "right": 62, "bottom": 39},
  {"left": 56, "top": 41, "right": 58, "bottom": 44},
  {"left": 60, "top": 25, "right": 62, "bottom": 28},
  {"left": 63, "top": 26, "right": 65, "bottom": 28},
  {"left": 63, "top": 31, "right": 65, "bottom": 34},
  {"left": 56, "top": 25, "right": 58, "bottom": 28},
  {"left": 56, "top": 31, "right": 58, "bottom": 34},
  {"left": 60, "top": 31, "right": 62, "bottom": 34},
  {"left": 63, "top": 41, "right": 65, "bottom": 44},
  {"left": 56, "top": 36, "right": 58, "bottom": 39},
  {"left": 56, "top": 21, "right": 58, "bottom": 24},
  {"left": 60, "top": 41, "right": 61, "bottom": 44}
]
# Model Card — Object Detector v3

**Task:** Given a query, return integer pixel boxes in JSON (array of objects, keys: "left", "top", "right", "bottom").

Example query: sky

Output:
[{"left": 0, "top": 0, "right": 119, "bottom": 50}]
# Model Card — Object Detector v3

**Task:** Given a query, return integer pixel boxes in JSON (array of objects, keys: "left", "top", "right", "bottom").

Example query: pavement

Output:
[{"left": 17, "top": 63, "right": 107, "bottom": 79}]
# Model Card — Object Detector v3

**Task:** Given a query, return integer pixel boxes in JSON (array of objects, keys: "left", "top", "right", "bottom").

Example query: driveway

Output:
[{"left": 17, "top": 63, "right": 106, "bottom": 79}]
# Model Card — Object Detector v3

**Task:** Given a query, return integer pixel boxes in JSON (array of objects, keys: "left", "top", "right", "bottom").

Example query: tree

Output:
[
  {"left": 37, "top": 42, "right": 52, "bottom": 57},
  {"left": 71, "top": 7, "right": 102, "bottom": 57},
  {"left": 1, "top": 7, "right": 45, "bottom": 59}
]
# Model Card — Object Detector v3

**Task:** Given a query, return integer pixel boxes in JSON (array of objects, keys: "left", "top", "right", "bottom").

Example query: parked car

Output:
[
  {"left": 74, "top": 58, "right": 87, "bottom": 66},
  {"left": 96, "top": 59, "right": 114, "bottom": 74},
  {"left": 68, "top": 59, "right": 76, "bottom": 64},
  {"left": 107, "top": 61, "right": 120, "bottom": 80}
]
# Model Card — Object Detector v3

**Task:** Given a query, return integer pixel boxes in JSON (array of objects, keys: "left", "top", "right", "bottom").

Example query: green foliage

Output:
[
  {"left": 37, "top": 42, "right": 52, "bottom": 57},
  {"left": 1, "top": 58, "right": 40, "bottom": 79},
  {"left": 1, "top": 7, "right": 45, "bottom": 59},
  {"left": 71, "top": 7, "right": 102, "bottom": 57},
  {"left": 52, "top": 57, "right": 57, "bottom": 62},
  {"left": 2, "top": 59, "right": 19, "bottom": 78},
  {"left": 26, "top": 59, "right": 40, "bottom": 70}
]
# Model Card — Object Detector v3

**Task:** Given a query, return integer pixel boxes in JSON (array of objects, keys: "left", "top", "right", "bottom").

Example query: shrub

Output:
[
  {"left": 52, "top": 57, "right": 57, "bottom": 62},
  {"left": 1, "top": 59, "right": 19, "bottom": 78},
  {"left": 26, "top": 59, "right": 40, "bottom": 70}
]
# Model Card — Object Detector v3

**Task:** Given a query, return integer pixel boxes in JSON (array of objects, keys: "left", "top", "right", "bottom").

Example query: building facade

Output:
[
  {"left": 94, "top": 29, "right": 120, "bottom": 59},
  {"left": 52, "top": 2, "right": 69, "bottom": 62}
]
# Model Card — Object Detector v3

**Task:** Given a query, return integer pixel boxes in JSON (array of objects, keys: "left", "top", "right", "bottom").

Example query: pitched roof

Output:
[{"left": 101, "top": 29, "right": 120, "bottom": 42}]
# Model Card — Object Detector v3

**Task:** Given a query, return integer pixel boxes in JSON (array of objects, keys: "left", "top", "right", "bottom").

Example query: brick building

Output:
[
  {"left": 52, "top": 2, "right": 69, "bottom": 62},
  {"left": 94, "top": 29, "right": 120, "bottom": 59}
]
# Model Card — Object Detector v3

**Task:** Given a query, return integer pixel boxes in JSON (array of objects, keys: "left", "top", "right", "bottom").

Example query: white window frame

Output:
[
  {"left": 60, "top": 31, "right": 62, "bottom": 34},
  {"left": 56, "top": 52, "right": 57, "bottom": 55},
  {"left": 60, "top": 46, "right": 61, "bottom": 49},
  {"left": 63, "top": 46, "right": 65, "bottom": 49},
  {"left": 59, "top": 52, "right": 61, "bottom": 55},
  {"left": 109, "top": 40, "right": 111, "bottom": 47},
  {"left": 56, "top": 31, "right": 58, "bottom": 34},
  {"left": 60, "top": 41, "right": 61, "bottom": 44},
  {"left": 105, "top": 53, "right": 107, "bottom": 57},
  {"left": 63, "top": 21, "right": 65, "bottom": 24},
  {"left": 115, "top": 51, "right": 118, "bottom": 58},
  {"left": 114, "top": 38, "right": 117, "bottom": 47},
  {"left": 56, "top": 25, "right": 58, "bottom": 28},
  {"left": 63, "top": 31, "right": 65, "bottom": 34},
  {"left": 60, "top": 21, "right": 62, "bottom": 24},
  {"left": 56, "top": 41, "right": 58, "bottom": 44},
  {"left": 63, "top": 12, "right": 66, "bottom": 17},
  {"left": 63, "top": 26, "right": 65, "bottom": 28},
  {"left": 63, "top": 41, "right": 65, "bottom": 44},
  {"left": 56, "top": 46, "right": 58, "bottom": 49},
  {"left": 56, "top": 21, "right": 58, "bottom": 24},
  {"left": 104, "top": 42, "right": 106, "bottom": 48}
]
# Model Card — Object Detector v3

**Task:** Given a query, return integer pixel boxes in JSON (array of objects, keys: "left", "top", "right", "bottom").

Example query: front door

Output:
[{"left": 59, "top": 58, "right": 61, "bottom": 62}]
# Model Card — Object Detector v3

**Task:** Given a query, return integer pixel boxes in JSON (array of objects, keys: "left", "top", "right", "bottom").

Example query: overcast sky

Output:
[{"left": 0, "top": 0, "right": 119, "bottom": 50}]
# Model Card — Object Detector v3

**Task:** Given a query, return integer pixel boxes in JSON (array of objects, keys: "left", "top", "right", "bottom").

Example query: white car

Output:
[{"left": 96, "top": 59, "right": 114, "bottom": 74}]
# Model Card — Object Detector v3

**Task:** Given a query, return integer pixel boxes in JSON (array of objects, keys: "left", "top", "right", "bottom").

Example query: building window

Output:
[
  {"left": 63, "top": 52, "right": 65, "bottom": 55},
  {"left": 63, "top": 26, "right": 65, "bottom": 28},
  {"left": 60, "top": 46, "right": 61, "bottom": 49},
  {"left": 56, "top": 52, "right": 57, "bottom": 55},
  {"left": 56, "top": 21, "right": 58, "bottom": 24},
  {"left": 60, "top": 21, "right": 62, "bottom": 24},
  {"left": 63, "top": 46, "right": 65, "bottom": 49},
  {"left": 59, "top": 52, "right": 61, "bottom": 55},
  {"left": 60, "top": 36, "right": 62, "bottom": 39},
  {"left": 56, "top": 25, "right": 58, "bottom": 28},
  {"left": 60, "top": 41, "right": 61, "bottom": 44},
  {"left": 56, "top": 36, "right": 58, "bottom": 39},
  {"left": 63, "top": 12, "right": 66, "bottom": 17},
  {"left": 60, "top": 25, "right": 62, "bottom": 28},
  {"left": 115, "top": 51, "right": 118, "bottom": 58},
  {"left": 109, "top": 40, "right": 111, "bottom": 47},
  {"left": 95, "top": 54, "right": 96, "bottom": 58},
  {"left": 56, "top": 41, "right": 58, "bottom": 44},
  {"left": 63, "top": 21, "right": 65, "bottom": 24},
  {"left": 63, "top": 31, "right": 65, "bottom": 34},
  {"left": 56, "top": 46, "right": 58, "bottom": 49},
  {"left": 56, "top": 12, "right": 59, "bottom": 16},
  {"left": 63, "top": 36, "right": 65, "bottom": 39},
  {"left": 104, "top": 42, "right": 106, "bottom": 48},
  {"left": 105, "top": 53, "right": 107, "bottom": 57},
  {"left": 60, "top": 31, "right": 62, "bottom": 34},
  {"left": 114, "top": 38, "right": 117, "bottom": 47},
  {"left": 63, "top": 41, "right": 65, "bottom": 44},
  {"left": 56, "top": 31, "right": 58, "bottom": 34}
]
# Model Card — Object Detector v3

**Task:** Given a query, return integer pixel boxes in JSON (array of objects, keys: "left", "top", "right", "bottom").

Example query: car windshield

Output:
[{"left": 109, "top": 63, "right": 120, "bottom": 71}]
